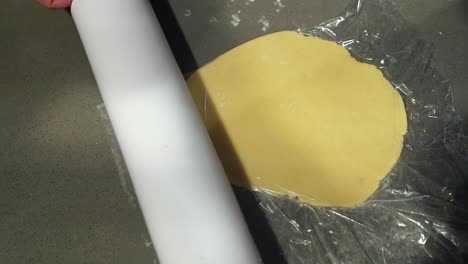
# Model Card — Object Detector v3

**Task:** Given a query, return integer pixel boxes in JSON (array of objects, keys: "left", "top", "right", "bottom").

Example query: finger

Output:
[{"left": 36, "top": 0, "right": 73, "bottom": 9}]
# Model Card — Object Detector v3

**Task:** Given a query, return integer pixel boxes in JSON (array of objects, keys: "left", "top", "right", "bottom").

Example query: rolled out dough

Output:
[{"left": 187, "top": 31, "right": 407, "bottom": 207}]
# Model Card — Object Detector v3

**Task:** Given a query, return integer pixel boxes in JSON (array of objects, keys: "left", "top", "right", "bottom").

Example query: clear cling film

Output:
[{"left": 100, "top": 0, "right": 468, "bottom": 263}]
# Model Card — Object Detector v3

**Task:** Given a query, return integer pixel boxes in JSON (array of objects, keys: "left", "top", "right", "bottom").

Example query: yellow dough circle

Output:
[{"left": 187, "top": 31, "right": 407, "bottom": 207}]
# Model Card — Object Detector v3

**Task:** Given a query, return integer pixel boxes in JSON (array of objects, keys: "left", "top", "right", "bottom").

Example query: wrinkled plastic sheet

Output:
[{"left": 99, "top": 0, "right": 468, "bottom": 263}]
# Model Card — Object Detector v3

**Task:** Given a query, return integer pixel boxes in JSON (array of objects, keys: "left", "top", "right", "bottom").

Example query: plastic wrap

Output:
[{"left": 99, "top": 0, "right": 468, "bottom": 263}]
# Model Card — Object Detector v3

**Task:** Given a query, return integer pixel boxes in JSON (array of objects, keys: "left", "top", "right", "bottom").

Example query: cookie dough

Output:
[{"left": 187, "top": 31, "right": 407, "bottom": 207}]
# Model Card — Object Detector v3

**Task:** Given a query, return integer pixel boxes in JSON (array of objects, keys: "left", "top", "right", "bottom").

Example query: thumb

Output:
[{"left": 36, "top": 0, "right": 73, "bottom": 9}]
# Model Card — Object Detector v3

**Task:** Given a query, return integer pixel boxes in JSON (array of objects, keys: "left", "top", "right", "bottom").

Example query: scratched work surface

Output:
[{"left": 0, "top": 0, "right": 467, "bottom": 263}]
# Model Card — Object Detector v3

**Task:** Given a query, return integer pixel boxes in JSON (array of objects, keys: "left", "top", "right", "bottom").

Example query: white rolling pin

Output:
[{"left": 71, "top": 0, "right": 262, "bottom": 263}]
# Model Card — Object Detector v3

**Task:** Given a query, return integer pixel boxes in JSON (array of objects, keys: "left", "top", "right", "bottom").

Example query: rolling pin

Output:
[{"left": 71, "top": 0, "right": 262, "bottom": 263}]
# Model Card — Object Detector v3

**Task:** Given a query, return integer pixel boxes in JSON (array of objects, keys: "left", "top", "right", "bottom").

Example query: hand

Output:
[{"left": 36, "top": 0, "right": 72, "bottom": 8}]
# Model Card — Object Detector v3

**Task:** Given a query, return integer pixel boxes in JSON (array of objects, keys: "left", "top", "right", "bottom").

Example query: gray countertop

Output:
[{"left": 0, "top": 1, "right": 466, "bottom": 263}]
